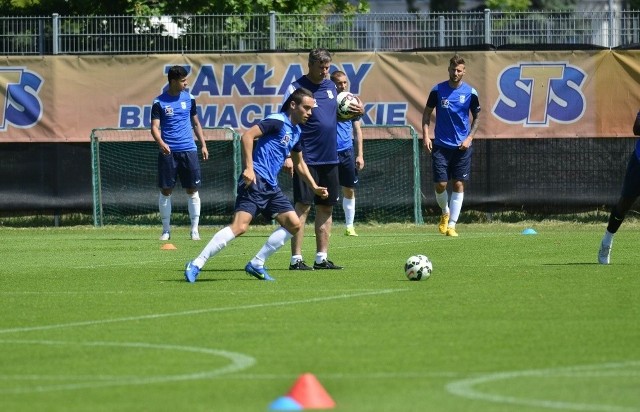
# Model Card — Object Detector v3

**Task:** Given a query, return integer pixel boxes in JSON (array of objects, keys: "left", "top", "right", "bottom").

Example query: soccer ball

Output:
[
  {"left": 404, "top": 255, "right": 433, "bottom": 281},
  {"left": 336, "top": 91, "right": 361, "bottom": 120}
]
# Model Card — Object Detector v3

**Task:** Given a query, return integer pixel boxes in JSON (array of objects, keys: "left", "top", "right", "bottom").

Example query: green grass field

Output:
[{"left": 1, "top": 223, "right": 639, "bottom": 412}]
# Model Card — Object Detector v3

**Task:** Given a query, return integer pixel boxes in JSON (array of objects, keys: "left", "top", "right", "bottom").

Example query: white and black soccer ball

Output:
[
  {"left": 336, "top": 91, "right": 361, "bottom": 120},
  {"left": 404, "top": 254, "right": 433, "bottom": 281}
]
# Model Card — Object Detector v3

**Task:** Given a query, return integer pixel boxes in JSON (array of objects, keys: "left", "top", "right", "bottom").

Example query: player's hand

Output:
[
  {"left": 314, "top": 186, "right": 329, "bottom": 199},
  {"left": 201, "top": 145, "right": 209, "bottom": 160},
  {"left": 160, "top": 142, "right": 171, "bottom": 155},
  {"left": 423, "top": 137, "right": 432, "bottom": 153},
  {"left": 459, "top": 137, "right": 472, "bottom": 151},
  {"left": 241, "top": 169, "right": 256, "bottom": 188},
  {"left": 282, "top": 157, "right": 294, "bottom": 177},
  {"left": 348, "top": 99, "right": 364, "bottom": 116},
  {"left": 356, "top": 156, "right": 364, "bottom": 170}
]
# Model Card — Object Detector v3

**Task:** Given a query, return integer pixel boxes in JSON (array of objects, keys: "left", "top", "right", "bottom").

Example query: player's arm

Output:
[
  {"left": 633, "top": 110, "right": 640, "bottom": 136},
  {"left": 290, "top": 150, "right": 328, "bottom": 199},
  {"left": 280, "top": 86, "right": 297, "bottom": 177},
  {"left": 421, "top": 90, "right": 437, "bottom": 153},
  {"left": 240, "top": 124, "right": 263, "bottom": 187},
  {"left": 190, "top": 99, "right": 208, "bottom": 161},
  {"left": 353, "top": 118, "right": 364, "bottom": 170},
  {"left": 150, "top": 103, "right": 170, "bottom": 155},
  {"left": 461, "top": 95, "right": 481, "bottom": 150}
]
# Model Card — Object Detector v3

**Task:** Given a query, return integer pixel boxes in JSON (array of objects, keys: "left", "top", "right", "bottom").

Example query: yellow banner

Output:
[{"left": 1, "top": 51, "right": 639, "bottom": 142}]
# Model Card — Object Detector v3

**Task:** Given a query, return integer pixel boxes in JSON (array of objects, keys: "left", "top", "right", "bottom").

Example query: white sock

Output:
[
  {"left": 193, "top": 226, "right": 235, "bottom": 268},
  {"left": 251, "top": 227, "right": 293, "bottom": 268},
  {"left": 603, "top": 230, "right": 614, "bottom": 246},
  {"left": 290, "top": 255, "right": 304, "bottom": 265},
  {"left": 435, "top": 190, "right": 449, "bottom": 214},
  {"left": 449, "top": 192, "right": 464, "bottom": 227},
  {"left": 315, "top": 252, "right": 328, "bottom": 264},
  {"left": 159, "top": 193, "right": 172, "bottom": 232},
  {"left": 188, "top": 191, "right": 201, "bottom": 232},
  {"left": 343, "top": 197, "right": 355, "bottom": 227}
]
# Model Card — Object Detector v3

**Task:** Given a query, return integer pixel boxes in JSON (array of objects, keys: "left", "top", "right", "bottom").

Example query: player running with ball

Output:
[{"left": 184, "top": 88, "right": 328, "bottom": 282}]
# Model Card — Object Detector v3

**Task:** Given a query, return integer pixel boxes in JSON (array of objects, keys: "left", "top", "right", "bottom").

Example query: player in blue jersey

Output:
[
  {"left": 183, "top": 88, "right": 328, "bottom": 282},
  {"left": 331, "top": 70, "right": 364, "bottom": 237},
  {"left": 598, "top": 111, "right": 640, "bottom": 264},
  {"left": 273, "top": 48, "right": 363, "bottom": 271},
  {"left": 421, "top": 55, "right": 481, "bottom": 237},
  {"left": 151, "top": 65, "right": 208, "bottom": 241}
]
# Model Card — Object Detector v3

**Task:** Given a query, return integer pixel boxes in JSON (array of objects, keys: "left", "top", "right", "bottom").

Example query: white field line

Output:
[
  {"left": 446, "top": 361, "right": 640, "bottom": 412},
  {"left": 0, "top": 340, "right": 255, "bottom": 394},
  {"left": 0, "top": 289, "right": 405, "bottom": 335}
]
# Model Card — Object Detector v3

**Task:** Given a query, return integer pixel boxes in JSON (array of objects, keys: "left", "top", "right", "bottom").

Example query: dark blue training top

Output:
[{"left": 283, "top": 76, "right": 338, "bottom": 166}]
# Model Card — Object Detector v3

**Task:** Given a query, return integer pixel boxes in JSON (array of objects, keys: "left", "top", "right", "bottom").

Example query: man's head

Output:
[
  {"left": 167, "top": 65, "right": 189, "bottom": 92},
  {"left": 284, "top": 87, "right": 315, "bottom": 126},
  {"left": 307, "top": 48, "right": 332, "bottom": 84},
  {"left": 330, "top": 70, "right": 348, "bottom": 93},
  {"left": 448, "top": 55, "right": 466, "bottom": 84}
]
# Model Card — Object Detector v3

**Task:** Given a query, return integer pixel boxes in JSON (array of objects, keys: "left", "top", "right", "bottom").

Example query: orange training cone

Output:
[
  {"left": 286, "top": 373, "right": 336, "bottom": 409},
  {"left": 160, "top": 243, "right": 177, "bottom": 250}
]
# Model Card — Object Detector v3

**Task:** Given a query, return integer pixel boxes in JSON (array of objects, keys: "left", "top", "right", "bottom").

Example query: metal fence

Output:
[{"left": 2, "top": 9, "right": 640, "bottom": 55}]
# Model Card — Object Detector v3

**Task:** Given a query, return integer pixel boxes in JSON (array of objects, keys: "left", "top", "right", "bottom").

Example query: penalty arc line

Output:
[
  {"left": 0, "top": 288, "right": 405, "bottom": 335},
  {"left": 446, "top": 361, "right": 640, "bottom": 412}
]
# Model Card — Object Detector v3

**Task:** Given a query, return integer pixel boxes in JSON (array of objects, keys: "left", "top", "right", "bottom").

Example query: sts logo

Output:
[
  {"left": 492, "top": 62, "right": 586, "bottom": 127},
  {"left": 0, "top": 68, "right": 44, "bottom": 132}
]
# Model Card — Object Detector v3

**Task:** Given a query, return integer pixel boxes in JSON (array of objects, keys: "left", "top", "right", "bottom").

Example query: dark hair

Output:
[
  {"left": 167, "top": 65, "right": 188, "bottom": 82},
  {"left": 281, "top": 88, "right": 314, "bottom": 112},
  {"left": 330, "top": 70, "right": 346, "bottom": 82},
  {"left": 308, "top": 48, "right": 332, "bottom": 65},
  {"left": 449, "top": 54, "right": 465, "bottom": 67}
]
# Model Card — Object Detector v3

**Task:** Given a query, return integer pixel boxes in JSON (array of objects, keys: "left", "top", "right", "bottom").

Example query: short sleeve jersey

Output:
[
  {"left": 252, "top": 113, "right": 303, "bottom": 187},
  {"left": 426, "top": 81, "right": 480, "bottom": 149},
  {"left": 283, "top": 77, "right": 338, "bottom": 165},
  {"left": 336, "top": 118, "right": 356, "bottom": 152},
  {"left": 151, "top": 90, "right": 198, "bottom": 152}
]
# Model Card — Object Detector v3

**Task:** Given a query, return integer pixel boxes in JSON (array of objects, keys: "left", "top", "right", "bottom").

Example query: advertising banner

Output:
[{"left": 2, "top": 50, "right": 640, "bottom": 142}]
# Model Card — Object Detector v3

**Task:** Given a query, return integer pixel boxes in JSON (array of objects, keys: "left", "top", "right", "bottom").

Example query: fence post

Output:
[
  {"left": 484, "top": 9, "right": 491, "bottom": 45},
  {"left": 52, "top": 13, "right": 59, "bottom": 54},
  {"left": 438, "top": 15, "right": 445, "bottom": 48},
  {"left": 269, "top": 11, "right": 276, "bottom": 50},
  {"left": 38, "top": 18, "right": 45, "bottom": 55},
  {"left": 411, "top": 126, "right": 424, "bottom": 225},
  {"left": 607, "top": 2, "right": 614, "bottom": 49}
]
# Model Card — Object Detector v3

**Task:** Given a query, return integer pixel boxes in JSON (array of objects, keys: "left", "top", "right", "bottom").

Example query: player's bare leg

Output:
[
  {"left": 290, "top": 202, "right": 313, "bottom": 270},
  {"left": 313, "top": 204, "right": 342, "bottom": 269}
]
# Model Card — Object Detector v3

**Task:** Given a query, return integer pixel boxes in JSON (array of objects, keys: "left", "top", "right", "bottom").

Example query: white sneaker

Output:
[
  {"left": 159, "top": 231, "right": 171, "bottom": 241},
  {"left": 598, "top": 240, "right": 611, "bottom": 265},
  {"left": 190, "top": 231, "right": 200, "bottom": 241}
]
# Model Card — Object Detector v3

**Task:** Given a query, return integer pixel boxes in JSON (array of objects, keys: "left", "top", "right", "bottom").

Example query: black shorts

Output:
[
  {"left": 235, "top": 174, "right": 294, "bottom": 220},
  {"left": 338, "top": 149, "right": 359, "bottom": 189},
  {"left": 157, "top": 150, "right": 202, "bottom": 190},
  {"left": 621, "top": 152, "right": 640, "bottom": 199},
  {"left": 431, "top": 144, "right": 473, "bottom": 183},
  {"left": 293, "top": 164, "right": 340, "bottom": 206}
]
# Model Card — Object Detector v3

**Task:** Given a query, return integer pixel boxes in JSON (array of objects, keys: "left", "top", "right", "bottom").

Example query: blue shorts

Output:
[
  {"left": 338, "top": 149, "right": 359, "bottom": 188},
  {"left": 621, "top": 152, "right": 640, "bottom": 198},
  {"left": 431, "top": 144, "right": 473, "bottom": 183},
  {"left": 235, "top": 173, "right": 294, "bottom": 220},
  {"left": 293, "top": 163, "right": 340, "bottom": 206},
  {"left": 158, "top": 151, "right": 202, "bottom": 190}
]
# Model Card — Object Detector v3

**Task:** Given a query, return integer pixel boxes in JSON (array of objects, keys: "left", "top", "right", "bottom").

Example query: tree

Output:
[{"left": 0, "top": 0, "right": 368, "bottom": 16}]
